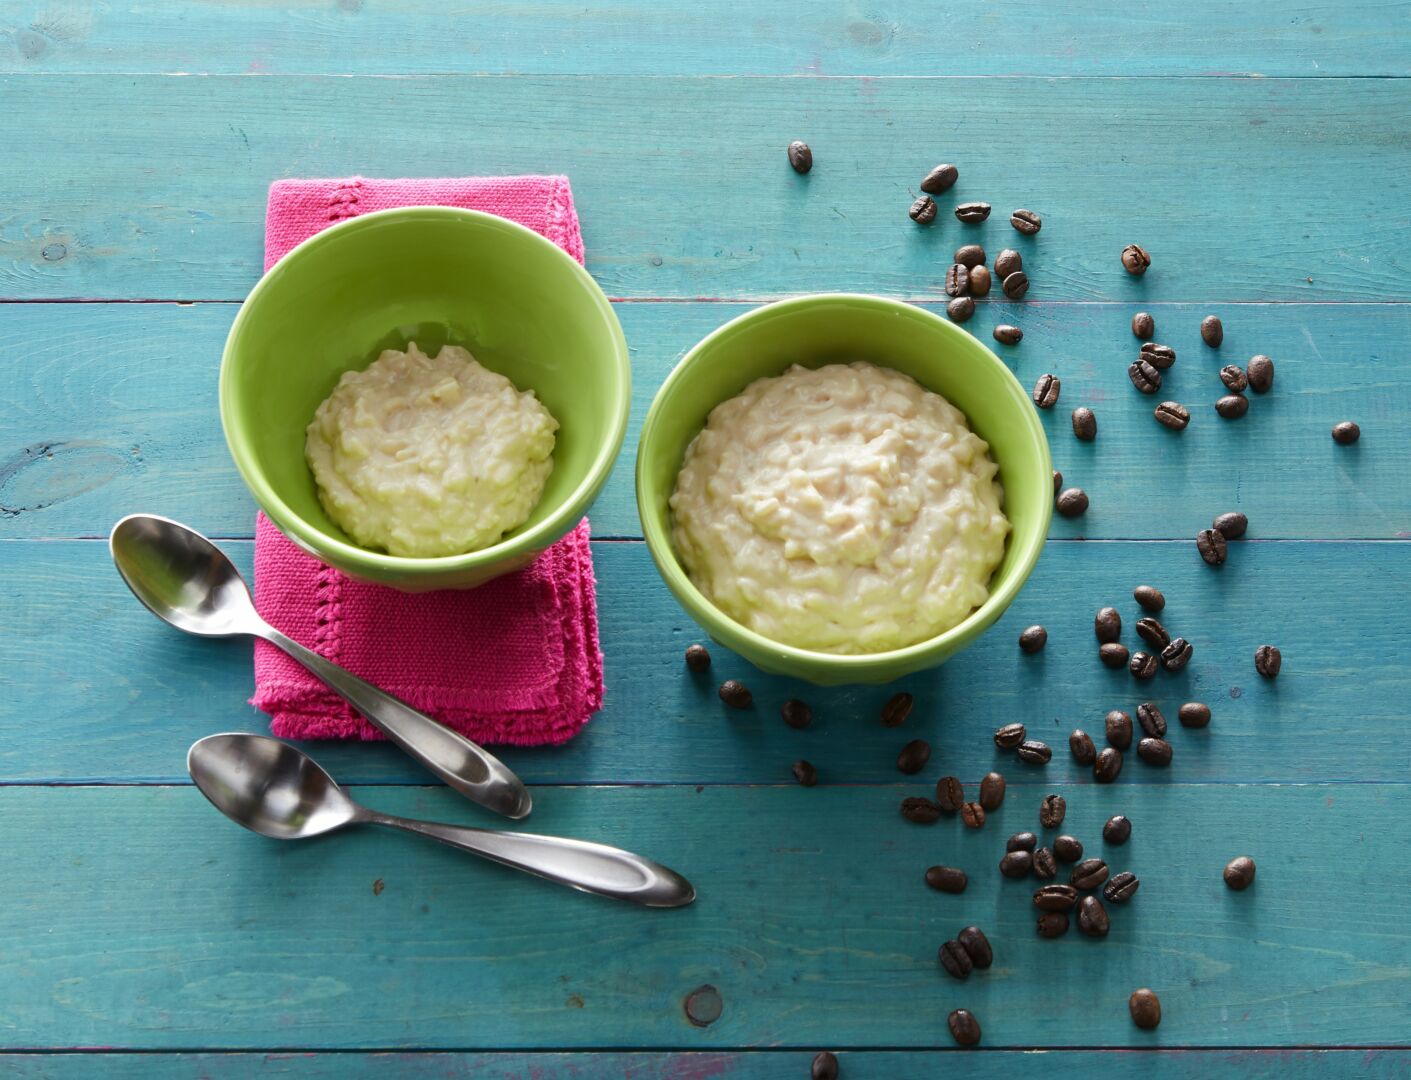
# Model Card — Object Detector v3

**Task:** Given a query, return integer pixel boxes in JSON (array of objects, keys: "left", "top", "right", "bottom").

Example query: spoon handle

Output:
[
  {"left": 366, "top": 812, "right": 696, "bottom": 908},
  {"left": 261, "top": 627, "right": 533, "bottom": 820}
]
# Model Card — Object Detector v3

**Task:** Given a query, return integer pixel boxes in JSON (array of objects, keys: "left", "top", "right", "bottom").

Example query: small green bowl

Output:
[
  {"left": 221, "top": 207, "right": 630, "bottom": 591},
  {"left": 636, "top": 294, "right": 1051, "bottom": 685}
]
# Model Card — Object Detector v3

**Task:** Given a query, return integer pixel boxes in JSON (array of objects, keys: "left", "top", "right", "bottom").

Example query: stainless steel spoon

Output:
[
  {"left": 189, "top": 733, "right": 695, "bottom": 908},
  {"left": 111, "top": 513, "right": 532, "bottom": 820}
]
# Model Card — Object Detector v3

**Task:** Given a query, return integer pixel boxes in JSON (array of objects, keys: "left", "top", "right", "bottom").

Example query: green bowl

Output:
[
  {"left": 636, "top": 294, "right": 1051, "bottom": 685},
  {"left": 221, "top": 207, "right": 630, "bottom": 591}
]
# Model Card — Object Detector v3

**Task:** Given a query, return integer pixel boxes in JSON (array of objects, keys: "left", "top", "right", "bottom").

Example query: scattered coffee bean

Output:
[
  {"left": 684, "top": 644, "right": 711, "bottom": 671},
  {"left": 1037, "top": 911, "right": 1070, "bottom": 938},
  {"left": 1136, "top": 701, "right": 1167, "bottom": 738},
  {"left": 994, "top": 723, "right": 1026, "bottom": 750},
  {"left": 1039, "top": 794, "right": 1067, "bottom": 829},
  {"left": 993, "top": 323, "right": 1022, "bottom": 344},
  {"left": 948, "top": 1008, "right": 982, "bottom": 1047},
  {"left": 1053, "top": 835, "right": 1083, "bottom": 863},
  {"left": 936, "top": 775, "right": 965, "bottom": 811},
  {"left": 1034, "top": 883, "right": 1079, "bottom": 911},
  {"left": 1137, "top": 737, "right": 1173, "bottom": 766},
  {"left": 897, "top": 739, "right": 931, "bottom": 775},
  {"left": 811, "top": 1051, "right": 838, "bottom": 1080},
  {"left": 1070, "top": 858, "right": 1109, "bottom": 891},
  {"left": 901, "top": 796, "right": 943, "bottom": 824},
  {"left": 881, "top": 692, "right": 913, "bottom": 727},
  {"left": 1008, "top": 832, "right": 1038, "bottom": 853},
  {"left": 1154, "top": 401, "right": 1190, "bottom": 431},
  {"left": 1129, "top": 650, "right": 1158, "bottom": 680},
  {"left": 1103, "top": 871, "right": 1140, "bottom": 903},
  {"left": 1072, "top": 407, "right": 1097, "bottom": 441},
  {"left": 1078, "top": 895, "right": 1111, "bottom": 937},
  {"left": 1224, "top": 855, "right": 1257, "bottom": 890},
  {"left": 792, "top": 759, "right": 818, "bottom": 786},
  {"left": 781, "top": 699, "right": 813, "bottom": 729},
  {"left": 1019, "top": 625, "right": 1048, "bottom": 653},
  {"left": 1094, "top": 607, "right": 1121, "bottom": 643},
  {"left": 1132, "top": 311, "right": 1155, "bottom": 339},
  {"left": 958, "top": 925, "right": 993, "bottom": 969},
  {"left": 1246, "top": 354, "right": 1275, "bottom": 393},
  {"left": 1052, "top": 469, "right": 1063, "bottom": 494},
  {"left": 1094, "top": 746, "right": 1124, "bottom": 783},
  {"left": 1129, "top": 988, "right": 1162, "bottom": 1029},
  {"left": 1213, "top": 511, "right": 1248, "bottom": 539},
  {"left": 1161, "top": 637, "right": 1193, "bottom": 671},
  {"left": 1032, "top": 847, "right": 1058, "bottom": 880},
  {"left": 1106, "top": 710, "right": 1133, "bottom": 750},
  {"left": 1069, "top": 729, "right": 1097, "bottom": 765},
  {"left": 945, "top": 263, "right": 970, "bottom": 297},
  {"left": 955, "top": 201, "right": 992, "bottom": 223},
  {"left": 994, "top": 248, "right": 1023, "bottom": 278},
  {"left": 719, "top": 680, "right": 752, "bottom": 707},
  {"left": 961, "top": 802, "right": 987, "bottom": 828},
  {"left": 1103, "top": 815, "right": 1132, "bottom": 844},
  {"left": 1056, "top": 488, "right": 1089, "bottom": 517},
  {"left": 1255, "top": 645, "right": 1282, "bottom": 678},
  {"left": 968, "top": 265, "right": 993, "bottom": 297},
  {"left": 1196, "top": 528, "right": 1228, "bottom": 566},
  {"left": 1000, "top": 850, "right": 1033, "bottom": 879},
  {"left": 909, "top": 195, "right": 938, "bottom": 225},
  {"left": 1128, "top": 359, "right": 1162, "bottom": 394},
  {"left": 1216, "top": 393, "right": 1249, "bottom": 419},
  {"left": 1135, "top": 618, "right": 1170, "bottom": 651},
  {"left": 938, "top": 939, "right": 973, "bottom": 979},
  {"left": 1121, "top": 244, "right": 1151, "bottom": 275},
  {"left": 979, "top": 771, "right": 1007, "bottom": 811},
  {"left": 1017, "top": 740, "right": 1053, "bottom": 765},
  {"left": 926, "top": 865, "right": 969, "bottom": 894},
  {"left": 1033, "top": 373, "right": 1061, "bottom": 409},
  {"left": 1220, "top": 365, "right": 1249, "bottom": 393},
  {"left": 1002, "top": 270, "right": 1030, "bottom": 299},
  {"left": 1201, "top": 315, "right": 1224, "bottom": 347},
  {"left": 1140, "top": 342, "right": 1177, "bottom": 370},
  {"left": 920, "top": 163, "right": 958, "bottom": 194},
  {"left": 787, "top": 141, "right": 813, "bottom": 174},
  {"left": 947, "top": 296, "right": 975, "bottom": 323},
  {"left": 1178, "top": 702, "right": 1212, "bottom": 728},
  {"left": 1099, "top": 642, "right": 1130, "bottom": 668},
  {"left": 1010, "top": 208, "right": 1042, "bottom": 234},
  {"left": 1333, "top": 421, "right": 1361, "bottom": 444},
  {"left": 1133, "top": 585, "right": 1165, "bottom": 612},
  {"left": 955, "top": 244, "right": 986, "bottom": 268}
]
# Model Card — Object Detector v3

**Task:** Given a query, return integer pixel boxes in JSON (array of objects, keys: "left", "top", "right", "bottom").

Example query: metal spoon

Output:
[
  {"left": 189, "top": 733, "right": 695, "bottom": 908},
  {"left": 110, "top": 514, "right": 532, "bottom": 820}
]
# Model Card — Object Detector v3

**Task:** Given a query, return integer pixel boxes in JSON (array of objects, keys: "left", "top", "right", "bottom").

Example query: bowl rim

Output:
[
  {"left": 220, "top": 205, "right": 631, "bottom": 576},
  {"left": 635, "top": 292, "right": 1052, "bottom": 673}
]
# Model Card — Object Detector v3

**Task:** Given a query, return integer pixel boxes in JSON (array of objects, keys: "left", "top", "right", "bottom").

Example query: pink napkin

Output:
[{"left": 250, "top": 175, "right": 603, "bottom": 745}]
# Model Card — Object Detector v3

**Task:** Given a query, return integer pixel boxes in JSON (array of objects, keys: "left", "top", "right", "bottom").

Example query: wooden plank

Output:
[
  {"left": 1, "top": 76, "right": 1409, "bottom": 302},
  {"left": 1, "top": 782, "right": 1405, "bottom": 1049},
  {"left": 4, "top": 2, "right": 1408, "bottom": 78},
  {"left": 1, "top": 301, "right": 1405, "bottom": 542},
  {"left": 1, "top": 537, "right": 1405, "bottom": 785}
]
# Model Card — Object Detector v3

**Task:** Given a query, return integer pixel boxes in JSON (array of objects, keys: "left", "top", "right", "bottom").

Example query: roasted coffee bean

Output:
[
  {"left": 1137, "top": 737, "right": 1173, "bottom": 766},
  {"left": 926, "top": 865, "right": 969, "bottom": 894},
  {"left": 936, "top": 776, "right": 965, "bottom": 811},
  {"left": 792, "top": 759, "right": 818, "bottom": 786},
  {"left": 955, "top": 244, "right": 986, "bottom": 268},
  {"left": 719, "top": 680, "right": 753, "bottom": 707},
  {"left": 811, "top": 1051, "right": 838, "bottom": 1080},
  {"left": 1034, "top": 883, "right": 1079, "bottom": 911},
  {"left": 921, "top": 163, "right": 958, "bottom": 194},
  {"left": 1036, "top": 910, "right": 1070, "bottom": 938},
  {"left": 947, "top": 295, "right": 975, "bottom": 323},
  {"left": 1008, "top": 831, "right": 1038, "bottom": 853},
  {"left": 1094, "top": 607, "right": 1121, "bottom": 644},
  {"left": 994, "top": 248, "right": 1023, "bottom": 278},
  {"left": 938, "top": 939, "right": 973, "bottom": 979},
  {"left": 955, "top": 201, "right": 991, "bottom": 223},
  {"left": 897, "top": 739, "right": 932, "bottom": 775},
  {"left": 1053, "top": 469, "right": 1063, "bottom": 494},
  {"left": 1039, "top": 794, "right": 1067, "bottom": 829},
  {"left": 1161, "top": 637, "right": 1193, "bottom": 671},
  {"left": 1140, "top": 342, "right": 1177, "bottom": 370},
  {"left": 958, "top": 925, "right": 993, "bottom": 969},
  {"left": 945, "top": 263, "right": 970, "bottom": 297},
  {"left": 1130, "top": 650, "right": 1158, "bottom": 680},
  {"left": 948, "top": 1008, "right": 982, "bottom": 1047},
  {"left": 1134, "top": 585, "right": 1165, "bottom": 612},
  {"left": 1056, "top": 487, "right": 1089, "bottom": 517},
  {"left": 909, "top": 195, "right": 938, "bottom": 225},
  {"left": 1069, "top": 729, "right": 1097, "bottom": 765},
  {"left": 1178, "top": 701, "right": 1212, "bottom": 728},
  {"left": 1135, "top": 701, "right": 1166, "bottom": 738},
  {"left": 787, "top": 141, "right": 813, "bottom": 174},
  {"left": 1010, "top": 208, "right": 1042, "bottom": 234},
  {"left": 979, "top": 771, "right": 1007, "bottom": 811},
  {"left": 1103, "top": 814, "right": 1132, "bottom": 844},
  {"left": 1224, "top": 855, "right": 1257, "bottom": 890},
  {"left": 993, "top": 323, "right": 1022, "bottom": 345},
  {"left": 1220, "top": 364, "right": 1249, "bottom": 393},
  {"left": 1103, "top": 871, "right": 1140, "bottom": 903},
  {"left": 781, "top": 699, "right": 813, "bottom": 729},
  {"left": 1017, "top": 740, "right": 1052, "bottom": 765},
  {"left": 1099, "top": 642, "right": 1130, "bottom": 669},
  {"left": 1132, "top": 311, "right": 1155, "bottom": 339},
  {"left": 1255, "top": 645, "right": 1282, "bottom": 678},
  {"left": 1070, "top": 858, "right": 1109, "bottom": 891},
  {"left": 1154, "top": 401, "right": 1190, "bottom": 430},
  {"left": 1216, "top": 393, "right": 1249, "bottom": 419},
  {"left": 1072, "top": 407, "right": 1097, "bottom": 441},
  {"left": 1333, "top": 421, "right": 1361, "bottom": 444},
  {"left": 1078, "top": 895, "right": 1110, "bottom": 937},
  {"left": 1106, "top": 710, "right": 1134, "bottom": 749},
  {"left": 1129, "top": 988, "right": 1162, "bottom": 1029},
  {"left": 961, "top": 801, "right": 987, "bottom": 828},
  {"left": 1135, "top": 617, "right": 1170, "bottom": 651},
  {"left": 1032, "top": 847, "right": 1057, "bottom": 880},
  {"left": 1000, "top": 850, "right": 1033, "bottom": 879},
  {"left": 1019, "top": 625, "right": 1048, "bottom": 653},
  {"left": 1094, "top": 746, "right": 1124, "bottom": 783},
  {"left": 1002, "top": 270, "right": 1030, "bottom": 299},
  {"left": 968, "top": 265, "right": 993, "bottom": 297},
  {"left": 1201, "top": 315, "right": 1224, "bottom": 347},
  {"left": 1053, "top": 835, "right": 1083, "bottom": 863},
  {"left": 1032, "top": 373, "right": 1061, "bottom": 409},
  {"left": 901, "top": 797, "right": 943, "bottom": 824},
  {"left": 1247, "top": 354, "right": 1275, "bottom": 393},
  {"left": 994, "top": 723, "right": 1026, "bottom": 750},
  {"left": 1128, "top": 359, "right": 1162, "bottom": 394},
  {"left": 1121, "top": 244, "right": 1151, "bottom": 275},
  {"left": 1213, "top": 511, "right": 1248, "bottom": 539},
  {"left": 685, "top": 643, "right": 711, "bottom": 672},
  {"left": 1196, "top": 528, "right": 1228, "bottom": 566},
  {"left": 881, "top": 692, "right": 914, "bottom": 727}
]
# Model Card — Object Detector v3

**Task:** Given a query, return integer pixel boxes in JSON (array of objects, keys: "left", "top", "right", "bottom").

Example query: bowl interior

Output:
[{"left": 223, "top": 208, "right": 627, "bottom": 566}]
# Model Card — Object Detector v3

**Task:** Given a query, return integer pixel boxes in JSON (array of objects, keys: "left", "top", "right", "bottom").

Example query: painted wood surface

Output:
[
  {"left": 2, "top": 76, "right": 1410, "bottom": 303},
  {"left": 5, "top": 1, "right": 1409, "bottom": 77},
  {"left": 3, "top": 782, "right": 1407, "bottom": 1049}
]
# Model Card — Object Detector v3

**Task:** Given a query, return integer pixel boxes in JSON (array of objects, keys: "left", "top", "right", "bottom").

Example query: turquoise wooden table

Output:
[{"left": 3, "top": 3, "right": 1410, "bottom": 1076}]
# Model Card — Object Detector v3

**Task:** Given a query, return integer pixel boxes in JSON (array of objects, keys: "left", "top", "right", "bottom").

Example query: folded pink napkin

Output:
[{"left": 250, "top": 175, "right": 603, "bottom": 745}]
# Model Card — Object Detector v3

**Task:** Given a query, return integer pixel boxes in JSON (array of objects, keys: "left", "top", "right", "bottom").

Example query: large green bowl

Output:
[
  {"left": 636, "top": 294, "right": 1051, "bottom": 685},
  {"left": 221, "top": 207, "right": 630, "bottom": 591}
]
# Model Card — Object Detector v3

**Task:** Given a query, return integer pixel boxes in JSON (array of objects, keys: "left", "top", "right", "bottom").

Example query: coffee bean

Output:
[
  {"left": 1134, "top": 585, "right": 1165, "bottom": 612},
  {"left": 1103, "top": 815, "right": 1132, "bottom": 844},
  {"left": 1010, "top": 208, "right": 1042, "bottom": 234},
  {"left": 979, "top": 771, "right": 1007, "bottom": 811},
  {"left": 1178, "top": 702, "right": 1212, "bottom": 728},
  {"left": 1137, "top": 737, "right": 1173, "bottom": 766},
  {"left": 901, "top": 796, "right": 943, "bottom": 823},
  {"left": 1053, "top": 835, "right": 1083, "bottom": 863},
  {"left": 1128, "top": 358, "right": 1162, "bottom": 394},
  {"left": 1106, "top": 710, "right": 1133, "bottom": 749},
  {"left": 719, "top": 680, "right": 753, "bottom": 707},
  {"left": 1000, "top": 850, "right": 1033, "bottom": 879},
  {"left": 1008, "top": 832, "right": 1038, "bottom": 853},
  {"left": 994, "top": 723, "right": 1026, "bottom": 750},
  {"left": 1071, "top": 407, "right": 1097, "bottom": 441},
  {"left": 1196, "top": 528, "right": 1228, "bottom": 566},
  {"left": 1121, "top": 244, "right": 1151, "bottom": 275},
  {"left": 1034, "top": 883, "right": 1079, "bottom": 911},
  {"left": 1032, "top": 847, "right": 1057, "bottom": 880},
  {"left": 945, "top": 263, "right": 970, "bottom": 297},
  {"left": 994, "top": 248, "right": 1022, "bottom": 278},
  {"left": 1099, "top": 642, "right": 1130, "bottom": 669},
  {"left": 1132, "top": 311, "right": 1155, "bottom": 339},
  {"left": 1216, "top": 393, "right": 1249, "bottom": 419},
  {"left": 1094, "top": 746, "right": 1124, "bottom": 783},
  {"left": 1136, "top": 702, "right": 1167, "bottom": 738},
  {"left": 955, "top": 201, "right": 991, "bottom": 223},
  {"left": 948, "top": 1008, "right": 982, "bottom": 1047},
  {"left": 955, "top": 244, "right": 986, "bottom": 268},
  {"left": 947, "top": 296, "right": 975, "bottom": 323},
  {"left": 1036, "top": 911, "right": 1070, "bottom": 938},
  {"left": 881, "top": 692, "right": 913, "bottom": 727},
  {"left": 1135, "top": 617, "right": 1170, "bottom": 651},
  {"left": 958, "top": 925, "right": 993, "bottom": 969},
  {"left": 897, "top": 739, "right": 932, "bottom": 775},
  {"left": 1056, "top": 487, "right": 1089, "bottom": 518},
  {"left": 811, "top": 1051, "right": 838, "bottom": 1080},
  {"left": 993, "top": 323, "right": 1022, "bottom": 344},
  {"left": 1224, "top": 855, "right": 1257, "bottom": 890},
  {"left": 938, "top": 939, "right": 973, "bottom": 979},
  {"left": 1053, "top": 469, "right": 1063, "bottom": 494},
  {"left": 1213, "top": 511, "right": 1248, "bottom": 539},
  {"left": 685, "top": 644, "right": 711, "bottom": 672},
  {"left": 1129, "top": 988, "right": 1162, "bottom": 1029},
  {"left": 791, "top": 759, "right": 818, "bottom": 787},
  {"left": 1220, "top": 365, "right": 1249, "bottom": 393},
  {"left": 968, "top": 265, "right": 993, "bottom": 297},
  {"left": 1333, "top": 421, "right": 1361, "bottom": 444},
  {"left": 1017, "top": 740, "right": 1052, "bottom": 765},
  {"left": 1103, "top": 871, "right": 1140, "bottom": 903},
  {"left": 1032, "top": 373, "right": 1061, "bottom": 409},
  {"left": 1201, "top": 315, "right": 1224, "bottom": 347},
  {"left": 787, "top": 141, "right": 813, "bottom": 174},
  {"left": 1129, "top": 651, "right": 1158, "bottom": 680},
  {"left": 1002, "top": 270, "right": 1030, "bottom": 300},
  {"left": 921, "top": 163, "right": 958, "bottom": 194},
  {"left": 936, "top": 776, "right": 965, "bottom": 811},
  {"left": 1019, "top": 625, "right": 1048, "bottom": 653},
  {"left": 1078, "top": 894, "right": 1110, "bottom": 937},
  {"left": 1255, "top": 645, "right": 1282, "bottom": 678},
  {"left": 1247, "top": 354, "right": 1275, "bottom": 393},
  {"left": 1069, "top": 729, "right": 1097, "bottom": 765},
  {"left": 1140, "top": 342, "right": 1176, "bottom": 370},
  {"left": 1161, "top": 637, "right": 1193, "bottom": 671},
  {"left": 1070, "top": 858, "right": 1109, "bottom": 891},
  {"left": 781, "top": 699, "right": 813, "bottom": 729},
  {"left": 1154, "top": 401, "right": 1190, "bottom": 431},
  {"left": 1039, "top": 794, "right": 1067, "bottom": 829},
  {"left": 909, "top": 195, "right": 938, "bottom": 225},
  {"left": 926, "top": 865, "right": 969, "bottom": 894},
  {"left": 961, "top": 802, "right": 987, "bottom": 828}
]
